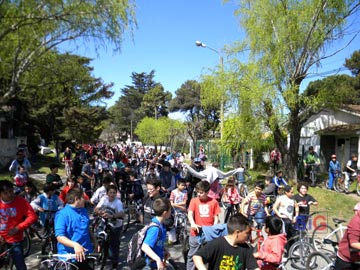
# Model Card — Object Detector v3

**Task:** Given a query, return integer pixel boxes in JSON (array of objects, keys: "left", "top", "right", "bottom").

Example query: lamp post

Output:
[{"left": 196, "top": 40, "right": 225, "bottom": 168}]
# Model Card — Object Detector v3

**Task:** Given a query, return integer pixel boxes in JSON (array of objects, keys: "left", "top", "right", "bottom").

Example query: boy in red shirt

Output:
[
  {"left": 0, "top": 180, "right": 37, "bottom": 270},
  {"left": 187, "top": 180, "right": 220, "bottom": 270}
]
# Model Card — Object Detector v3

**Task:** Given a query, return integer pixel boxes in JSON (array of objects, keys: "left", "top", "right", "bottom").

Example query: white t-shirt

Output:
[
  {"left": 277, "top": 195, "right": 295, "bottom": 220},
  {"left": 96, "top": 196, "right": 124, "bottom": 228}
]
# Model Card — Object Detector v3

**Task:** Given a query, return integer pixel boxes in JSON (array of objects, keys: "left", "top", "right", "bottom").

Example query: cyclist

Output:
[
  {"left": 328, "top": 154, "right": 341, "bottom": 190},
  {"left": 334, "top": 202, "right": 360, "bottom": 270},
  {"left": 234, "top": 162, "right": 251, "bottom": 194},
  {"left": 273, "top": 185, "right": 299, "bottom": 246},
  {"left": 222, "top": 176, "right": 241, "bottom": 223},
  {"left": 272, "top": 170, "right": 288, "bottom": 194},
  {"left": 240, "top": 181, "right": 270, "bottom": 223},
  {"left": 344, "top": 154, "right": 358, "bottom": 194},
  {"left": 62, "top": 147, "right": 73, "bottom": 176},
  {"left": 0, "top": 180, "right": 38, "bottom": 270},
  {"left": 55, "top": 187, "right": 93, "bottom": 270},
  {"left": 303, "top": 146, "right": 320, "bottom": 181},
  {"left": 293, "top": 182, "right": 318, "bottom": 218}
]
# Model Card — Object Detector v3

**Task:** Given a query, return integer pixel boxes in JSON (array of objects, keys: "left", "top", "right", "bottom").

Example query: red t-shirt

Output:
[
  {"left": 188, "top": 197, "right": 220, "bottom": 236},
  {"left": 0, "top": 196, "right": 38, "bottom": 243}
]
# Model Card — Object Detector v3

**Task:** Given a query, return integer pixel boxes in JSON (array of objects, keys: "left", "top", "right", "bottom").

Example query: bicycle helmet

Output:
[{"left": 354, "top": 202, "right": 360, "bottom": 211}]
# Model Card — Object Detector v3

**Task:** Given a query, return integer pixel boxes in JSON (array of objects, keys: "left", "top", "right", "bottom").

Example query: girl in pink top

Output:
[
  {"left": 254, "top": 216, "right": 287, "bottom": 270},
  {"left": 222, "top": 177, "right": 241, "bottom": 222}
]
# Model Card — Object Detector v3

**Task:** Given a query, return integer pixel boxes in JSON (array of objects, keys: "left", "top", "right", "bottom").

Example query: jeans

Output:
[
  {"left": 328, "top": 172, "right": 335, "bottom": 189},
  {"left": 10, "top": 241, "right": 27, "bottom": 270},
  {"left": 186, "top": 235, "right": 200, "bottom": 270},
  {"left": 109, "top": 226, "right": 121, "bottom": 265}
]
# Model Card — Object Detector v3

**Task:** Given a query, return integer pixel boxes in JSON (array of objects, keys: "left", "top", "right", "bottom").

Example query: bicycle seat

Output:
[
  {"left": 323, "top": 239, "right": 338, "bottom": 247},
  {"left": 333, "top": 218, "right": 346, "bottom": 224}
]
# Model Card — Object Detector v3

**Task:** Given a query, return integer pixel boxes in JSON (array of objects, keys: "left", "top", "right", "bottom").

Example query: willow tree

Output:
[
  {"left": 0, "top": 0, "right": 136, "bottom": 101},
  {"left": 225, "top": 0, "right": 360, "bottom": 179}
]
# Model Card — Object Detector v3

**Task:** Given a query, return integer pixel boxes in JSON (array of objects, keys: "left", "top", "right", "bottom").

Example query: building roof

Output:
[
  {"left": 316, "top": 124, "right": 360, "bottom": 135},
  {"left": 340, "top": 104, "right": 360, "bottom": 116}
]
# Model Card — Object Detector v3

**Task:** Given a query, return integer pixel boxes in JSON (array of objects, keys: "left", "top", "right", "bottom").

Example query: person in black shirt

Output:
[{"left": 293, "top": 182, "right": 318, "bottom": 216}]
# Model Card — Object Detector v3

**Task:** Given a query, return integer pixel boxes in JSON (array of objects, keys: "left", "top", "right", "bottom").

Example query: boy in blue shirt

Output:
[{"left": 141, "top": 197, "right": 171, "bottom": 270}]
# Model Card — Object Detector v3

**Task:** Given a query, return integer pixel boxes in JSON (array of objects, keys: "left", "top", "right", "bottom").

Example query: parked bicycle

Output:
[{"left": 306, "top": 239, "right": 338, "bottom": 270}]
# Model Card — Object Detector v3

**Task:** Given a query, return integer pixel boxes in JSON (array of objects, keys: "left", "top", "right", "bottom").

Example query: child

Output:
[
  {"left": 31, "top": 183, "right": 64, "bottom": 226},
  {"left": 46, "top": 163, "right": 63, "bottom": 193},
  {"left": 94, "top": 185, "right": 124, "bottom": 269},
  {"left": 170, "top": 178, "right": 188, "bottom": 213},
  {"left": 169, "top": 178, "right": 188, "bottom": 244},
  {"left": 141, "top": 197, "right": 171, "bottom": 270},
  {"left": 222, "top": 176, "right": 241, "bottom": 223},
  {"left": 21, "top": 181, "right": 38, "bottom": 203},
  {"left": 129, "top": 172, "right": 144, "bottom": 224},
  {"left": 193, "top": 214, "right": 259, "bottom": 270},
  {"left": 14, "top": 165, "right": 29, "bottom": 193},
  {"left": 59, "top": 176, "right": 89, "bottom": 203},
  {"left": 253, "top": 216, "right": 287, "bottom": 270},
  {"left": 187, "top": 180, "right": 220, "bottom": 270}
]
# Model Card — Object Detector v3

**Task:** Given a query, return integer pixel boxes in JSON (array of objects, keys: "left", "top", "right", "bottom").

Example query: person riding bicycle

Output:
[
  {"left": 0, "top": 180, "right": 38, "bottom": 270},
  {"left": 222, "top": 177, "right": 241, "bottom": 223},
  {"left": 344, "top": 154, "right": 359, "bottom": 194},
  {"left": 303, "top": 146, "right": 320, "bottom": 181},
  {"left": 234, "top": 162, "right": 251, "bottom": 193},
  {"left": 328, "top": 154, "right": 341, "bottom": 190},
  {"left": 272, "top": 170, "right": 288, "bottom": 195},
  {"left": 240, "top": 182, "right": 270, "bottom": 224}
]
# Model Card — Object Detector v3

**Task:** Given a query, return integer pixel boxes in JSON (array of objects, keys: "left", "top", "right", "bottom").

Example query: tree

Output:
[
  {"left": 13, "top": 51, "right": 112, "bottom": 156},
  {"left": 0, "top": 0, "right": 135, "bottom": 100},
  {"left": 223, "top": 0, "right": 360, "bottom": 179},
  {"left": 141, "top": 84, "right": 172, "bottom": 119},
  {"left": 109, "top": 70, "right": 161, "bottom": 139},
  {"left": 345, "top": 50, "right": 360, "bottom": 77},
  {"left": 169, "top": 80, "right": 220, "bottom": 155}
]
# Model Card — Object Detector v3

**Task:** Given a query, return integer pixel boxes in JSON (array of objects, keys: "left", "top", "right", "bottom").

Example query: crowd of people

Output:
[{"left": 0, "top": 142, "right": 360, "bottom": 270}]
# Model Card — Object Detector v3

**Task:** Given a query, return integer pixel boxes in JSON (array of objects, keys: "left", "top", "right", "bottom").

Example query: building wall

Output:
[{"left": 0, "top": 138, "right": 18, "bottom": 168}]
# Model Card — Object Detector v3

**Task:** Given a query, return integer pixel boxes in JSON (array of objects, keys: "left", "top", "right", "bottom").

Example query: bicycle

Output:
[
  {"left": 237, "top": 181, "right": 249, "bottom": 198},
  {"left": 92, "top": 215, "right": 123, "bottom": 270},
  {"left": 288, "top": 215, "right": 315, "bottom": 270},
  {"left": 0, "top": 244, "right": 14, "bottom": 270},
  {"left": 249, "top": 209, "right": 267, "bottom": 252},
  {"left": 325, "top": 171, "right": 343, "bottom": 192},
  {"left": 312, "top": 217, "right": 347, "bottom": 255},
  {"left": 306, "top": 239, "right": 338, "bottom": 270},
  {"left": 306, "top": 164, "right": 318, "bottom": 187},
  {"left": 40, "top": 210, "right": 58, "bottom": 255},
  {"left": 37, "top": 252, "right": 101, "bottom": 270}
]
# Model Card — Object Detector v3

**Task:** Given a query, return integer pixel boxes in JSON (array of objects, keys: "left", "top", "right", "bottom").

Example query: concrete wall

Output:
[{"left": 0, "top": 138, "right": 18, "bottom": 169}]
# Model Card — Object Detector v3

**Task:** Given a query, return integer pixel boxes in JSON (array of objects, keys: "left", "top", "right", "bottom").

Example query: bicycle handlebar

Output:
[{"left": 37, "top": 253, "right": 101, "bottom": 260}]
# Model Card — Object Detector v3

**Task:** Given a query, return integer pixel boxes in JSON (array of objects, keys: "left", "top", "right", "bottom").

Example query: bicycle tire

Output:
[
  {"left": 96, "top": 237, "right": 109, "bottom": 270},
  {"left": 166, "top": 259, "right": 178, "bottom": 270},
  {"left": 41, "top": 234, "right": 58, "bottom": 255},
  {"left": 122, "top": 205, "right": 131, "bottom": 233},
  {"left": 289, "top": 241, "right": 315, "bottom": 270},
  {"left": 311, "top": 224, "right": 339, "bottom": 254},
  {"left": 22, "top": 230, "right": 31, "bottom": 257},
  {"left": 306, "top": 251, "right": 334, "bottom": 270},
  {"left": 334, "top": 177, "right": 345, "bottom": 193}
]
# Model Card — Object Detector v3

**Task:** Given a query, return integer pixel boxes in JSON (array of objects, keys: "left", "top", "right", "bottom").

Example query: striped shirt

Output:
[{"left": 243, "top": 191, "right": 266, "bottom": 216}]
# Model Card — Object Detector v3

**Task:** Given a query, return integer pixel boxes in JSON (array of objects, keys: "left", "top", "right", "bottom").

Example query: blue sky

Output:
[{"left": 66, "top": 0, "right": 360, "bottom": 114}]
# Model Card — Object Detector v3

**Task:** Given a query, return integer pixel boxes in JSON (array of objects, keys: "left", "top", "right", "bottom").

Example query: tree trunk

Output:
[{"left": 275, "top": 111, "right": 302, "bottom": 181}]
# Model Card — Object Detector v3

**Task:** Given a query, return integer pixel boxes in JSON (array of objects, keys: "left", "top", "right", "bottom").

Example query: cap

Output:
[
  {"left": 194, "top": 157, "right": 201, "bottom": 163},
  {"left": 331, "top": 154, "right": 336, "bottom": 158},
  {"left": 354, "top": 202, "right": 360, "bottom": 211}
]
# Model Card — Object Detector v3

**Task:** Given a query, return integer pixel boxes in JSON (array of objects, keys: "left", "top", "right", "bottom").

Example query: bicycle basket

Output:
[{"left": 295, "top": 215, "right": 308, "bottom": 231}]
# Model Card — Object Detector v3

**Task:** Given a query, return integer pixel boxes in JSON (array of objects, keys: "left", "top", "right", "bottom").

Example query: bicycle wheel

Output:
[
  {"left": 122, "top": 204, "right": 131, "bottom": 233},
  {"left": 356, "top": 181, "right": 360, "bottom": 196},
  {"left": 96, "top": 238, "right": 108, "bottom": 270},
  {"left": 22, "top": 230, "right": 31, "bottom": 257},
  {"left": 334, "top": 176, "right": 345, "bottom": 192},
  {"left": 166, "top": 259, "right": 178, "bottom": 270},
  {"left": 289, "top": 241, "right": 315, "bottom": 270},
  {"left": 312, "top": 224, "right": 339, "bottom": 254},
  {"left": 41, "top": 234, "right": 58, "bottom": 255},
  {"left": 306, "top": 251, "right": 334, "bottom": 270}
]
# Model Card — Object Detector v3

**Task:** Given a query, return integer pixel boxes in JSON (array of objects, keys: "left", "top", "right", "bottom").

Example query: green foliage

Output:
[
  {"left": 345, "top": 50, "right": 360, "bottom": 77},
  {"left": 0, "top": 0, "right": 136, "bottom": 100},
  {"left": 141, "top": 84, "right": 172, "bottom": 119},
  {"left": 134, "top": 117, "right": 184, "bottom": 147}
]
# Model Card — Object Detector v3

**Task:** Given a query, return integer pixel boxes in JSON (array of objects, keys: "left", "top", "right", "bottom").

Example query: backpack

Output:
[{"left": 127, "top": 222, "right": 161, "bottom": 270}]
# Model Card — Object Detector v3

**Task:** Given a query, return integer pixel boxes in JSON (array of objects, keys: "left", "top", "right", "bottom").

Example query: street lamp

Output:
[{"left": 195, "top": 40, "right": 225, "bottom": 168}]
